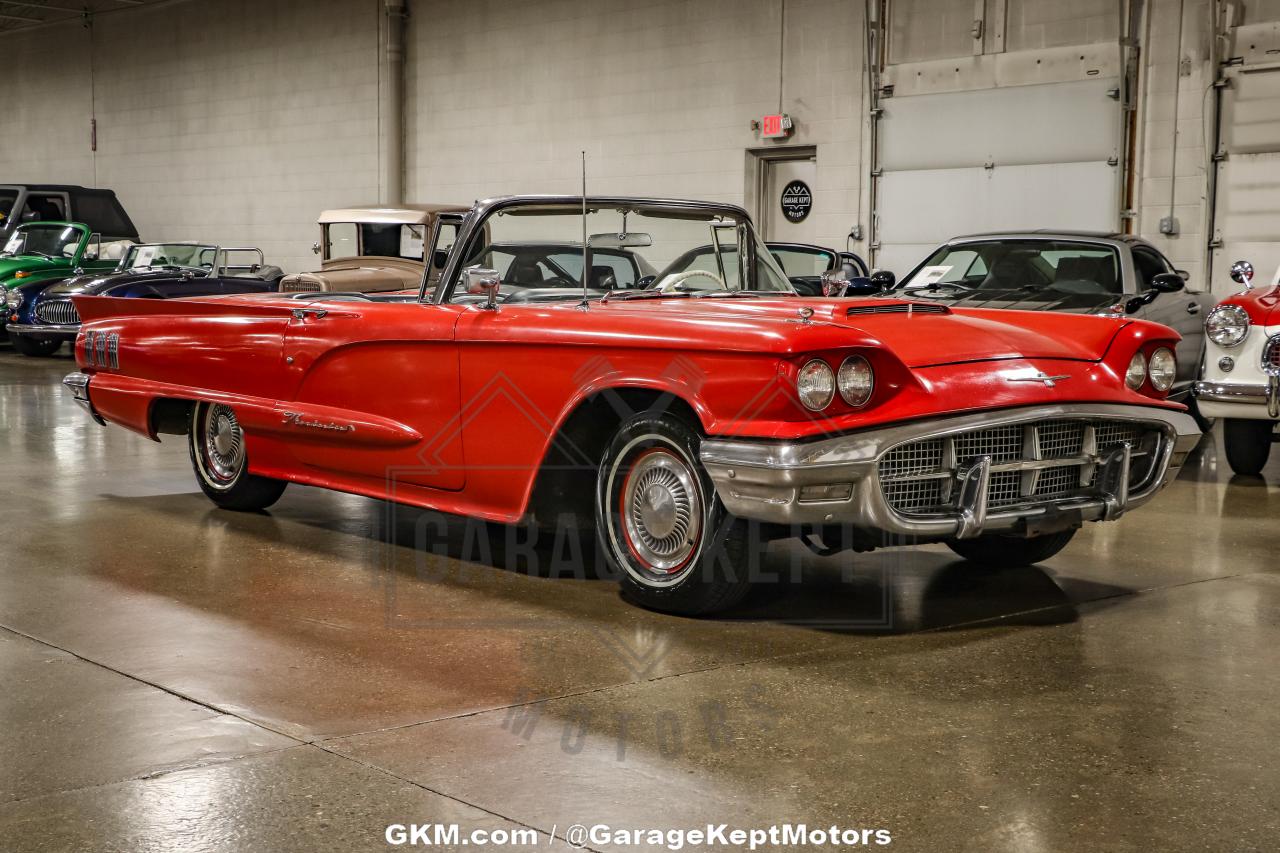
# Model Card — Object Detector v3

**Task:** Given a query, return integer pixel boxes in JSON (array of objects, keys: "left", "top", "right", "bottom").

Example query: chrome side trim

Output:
[
  {"left": 62, "top": 372, "right": 104, "bottom": 425},
  {"left": 699, "top": 403, "right": 1200, "bottom": 536}
]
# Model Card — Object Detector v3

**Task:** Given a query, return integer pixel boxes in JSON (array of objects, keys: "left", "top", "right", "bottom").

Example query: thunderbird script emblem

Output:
[{"left": 1007, "top": 371, "right": 1072, "bottom": 388}]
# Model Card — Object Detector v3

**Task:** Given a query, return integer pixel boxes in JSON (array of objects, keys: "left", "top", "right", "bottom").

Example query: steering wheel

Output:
[{"left": 654, "top": 269, "right": 727, "bottom": 293}]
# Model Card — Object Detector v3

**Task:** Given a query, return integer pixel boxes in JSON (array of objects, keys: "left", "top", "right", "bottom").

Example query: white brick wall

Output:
[
  {"left": 0, "top": 0, "right": 382, "bottom": 274},
  {"left": 405, "top": 0, "right": 867, "bottom": 254},
  {"left": 0, "top": 0, "right": 1275, "bottom": 287}
]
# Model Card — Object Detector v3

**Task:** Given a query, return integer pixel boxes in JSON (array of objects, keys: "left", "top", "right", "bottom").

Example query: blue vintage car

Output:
[{"left": 4, "top": 242, "right": 283, "bottom": 356}]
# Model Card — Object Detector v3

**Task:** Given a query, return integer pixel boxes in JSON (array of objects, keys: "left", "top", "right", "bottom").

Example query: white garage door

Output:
[
  {"left": 875, "top": 78, "right": 1123, "bottom": 274},
  {"left": 1209, "top": 66, "right": 1280, "bottom": 295}
]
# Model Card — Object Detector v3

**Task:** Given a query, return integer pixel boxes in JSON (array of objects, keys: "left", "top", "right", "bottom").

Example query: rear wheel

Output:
[
  {"left": 1223, "top": 418, "right": 1275, "bottom": 476},
  {"left": 11, "top": 334, "right": 62, "bottom": 357},
  {"left": 596, "top": 412, "right": 752, "bottom": 615},
  {"left": 946, "top": 529, "right": 1077, "bottom": 569},
  {"left": 188, "top": 402, "right": 287, "bottom": 510}
]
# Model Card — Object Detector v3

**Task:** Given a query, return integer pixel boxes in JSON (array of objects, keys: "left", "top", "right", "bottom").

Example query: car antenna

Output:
[{"left": 578, "top": 150, "right": 589, "bottom": 311}]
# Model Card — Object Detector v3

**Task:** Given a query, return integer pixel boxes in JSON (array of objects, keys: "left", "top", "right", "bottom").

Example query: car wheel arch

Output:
[{"left": 523, "top": 386, "right": 705, "bottom": 529}]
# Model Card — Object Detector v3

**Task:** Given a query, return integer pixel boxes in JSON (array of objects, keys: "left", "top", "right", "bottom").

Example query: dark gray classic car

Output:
[{"left": 879, "top": 231, "right": 1215, "bottom": 424}]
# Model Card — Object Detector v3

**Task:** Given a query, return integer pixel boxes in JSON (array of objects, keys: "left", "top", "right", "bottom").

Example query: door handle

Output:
[
  {"left": 1186, "top": 302, "right": 1200, "bottom": 315},
  {"left": 291, "top": 308, "right": 328, "bottom": 320}
]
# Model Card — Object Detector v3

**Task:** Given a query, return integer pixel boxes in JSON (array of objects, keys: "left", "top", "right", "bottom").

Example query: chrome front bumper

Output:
[
  {"left": 1194, "top": 378, "right": 1280, "bottom": 418},
  {"left": 699, "top": 404, "right": 1201, "bottom": 540},
  {"left": 5, "top": 323, "right": 78, "bottom": 337},
  {"left": 62, "top": 372, "right": 105, "bottom": 425}
]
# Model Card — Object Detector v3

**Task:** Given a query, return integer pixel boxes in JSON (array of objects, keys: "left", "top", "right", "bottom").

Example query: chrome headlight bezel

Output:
[
  {"left": 797, "top": 358, "right": 836, "bottom": 411},
  {"left": 1205, "top": 304, "right": 1250, "bottom": 348},
  {"left": 3, "top": 288, "right": 22, "bottom": 310},
  {"left": 1126, "top": 351, "right": 1147, "bottom": 390},
  {"left": 1148, "top": 347, "right": 1176, "bottom": 392},
  {"left": 836, "top": 356, "right": 874, "bottom": 407}
]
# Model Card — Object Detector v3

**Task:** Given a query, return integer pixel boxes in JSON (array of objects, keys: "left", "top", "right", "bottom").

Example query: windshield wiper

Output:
[{"left": 25, "top": 250, "right": 52, "bottom": 259}]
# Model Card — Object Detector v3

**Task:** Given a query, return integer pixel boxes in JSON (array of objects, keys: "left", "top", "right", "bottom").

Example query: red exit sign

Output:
[{"left": 760, "top": 114, "right": 793, "bottom": 139}]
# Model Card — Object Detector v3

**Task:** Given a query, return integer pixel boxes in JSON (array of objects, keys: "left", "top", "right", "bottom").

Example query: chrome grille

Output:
[
  {"left": 1263, "top": 335, "right": 1280, "bottom": 375},
  {"left": 35, "top": 299, "right": 80, "bottom": 325},
  {"left": 846, "top": 303, "right": 948, "bottom": 316},
  {"left": 280, "top": 276, "right": 322, "bottom": 293},
  {"left": 877, "top": 418, "right": 1165, "bottom": 516},
  {"left": 954, "top": 424, "right": 1023, "bottom": 464}
]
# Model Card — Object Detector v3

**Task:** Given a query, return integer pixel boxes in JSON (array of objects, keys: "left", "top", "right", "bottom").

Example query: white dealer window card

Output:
[
  {"left": 905, "top": 265, "right": 953, "bottom": 288},
  {"left": 131, "top": 245, "right": 159, "bottom": 268},
  {"left": 3, "top": 235, "right": 21, "bottom": 255}
]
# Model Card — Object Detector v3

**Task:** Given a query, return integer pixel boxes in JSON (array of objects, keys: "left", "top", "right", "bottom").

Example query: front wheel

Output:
[
  {"left": 11, "top": 334, "right": 63, "bottom": 357},
  {"left": 946, "top": 529, "right": 1077, "bottom": 569},
  {"left": 1223, "top": 418, "right": 1275, "bottom": 476},
  {"left": 188, "top": 401, "right": 287, "bottom": 511},
  {"left": 596, "top": 411, "right": 752, "bottom": 615}
]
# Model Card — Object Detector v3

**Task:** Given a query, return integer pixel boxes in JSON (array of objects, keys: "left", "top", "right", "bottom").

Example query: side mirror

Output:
[
  {"left": 870, "top": 269, "right": 896, "bottom": 290},
  {"left": 1150, "top": 272, "right": 1185, "bottom": 294},
  {"left": 1230, "top": 260, "right": 1254, "bottom": 288},
  {"left": 464, "top": 266, "right": 501, "bottom": 309}
]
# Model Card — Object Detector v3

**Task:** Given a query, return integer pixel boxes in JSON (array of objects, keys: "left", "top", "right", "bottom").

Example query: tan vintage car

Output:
[{"left": 278, "top": 203, "right": 466, "bottom": 294}]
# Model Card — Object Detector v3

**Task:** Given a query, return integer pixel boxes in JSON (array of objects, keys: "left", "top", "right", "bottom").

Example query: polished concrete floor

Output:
[{"left": 1, "top": 349, "right": 1277, "bottom": 852}]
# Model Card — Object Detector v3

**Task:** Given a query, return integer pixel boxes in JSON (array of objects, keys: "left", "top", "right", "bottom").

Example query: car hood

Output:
[
  {"left": 604, "top": 297, "right": 1130, "bottom": 365},
  {"left": 1220, "top": 285, "right": 1280, "bottom": 326},
  {"left": 280, "top": 263, "right": 423, "bottom": 294},
  {"left": 0, "top": 255, "right": 59, "bottom": 283},
  {"left": 44, "top": 268, "right": 179, "bottom": 296}
]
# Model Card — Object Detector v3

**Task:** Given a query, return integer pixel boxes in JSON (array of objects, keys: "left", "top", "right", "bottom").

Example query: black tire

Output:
[
  {"left": 596, "top": 411, "right": 752, "bottom": 615},
  {"left": 1223, "top": 418, "right": 1274, "bottom": 476},
  {"left": 946, "top": 529, "right": 1077, "bottom": 569},
  {"left": 188, "top": 401, "right": 287, "bottom": 511},
  {"left": 11, "top": 334, "right": 62, "bottom": 357}
]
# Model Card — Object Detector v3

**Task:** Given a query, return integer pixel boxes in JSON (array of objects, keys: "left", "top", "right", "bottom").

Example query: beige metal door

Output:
[{"left": 762, "top": 155, "right": 819, "bottom": 243}]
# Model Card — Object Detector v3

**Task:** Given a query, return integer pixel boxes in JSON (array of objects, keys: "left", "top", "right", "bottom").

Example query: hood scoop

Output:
[{"left": 846, "top": 301, "right": 950, "bottom": 316}]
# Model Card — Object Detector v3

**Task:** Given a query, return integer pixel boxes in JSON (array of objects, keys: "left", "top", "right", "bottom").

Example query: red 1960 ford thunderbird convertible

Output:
[{"left": 64, "top": 196, "right": 1200, "bottom": 614}]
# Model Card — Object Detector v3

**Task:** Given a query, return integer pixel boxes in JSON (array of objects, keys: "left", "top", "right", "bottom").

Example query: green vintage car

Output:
[{"left": 1, "top": 222, "right": 135, "bottom": 353}]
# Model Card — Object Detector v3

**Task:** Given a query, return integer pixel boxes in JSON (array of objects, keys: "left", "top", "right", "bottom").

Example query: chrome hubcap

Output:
[
  {"left": 203, "top": 404, "right": 244, "bottom": 482},
  {"left": 621, "top": 450, "right": 701, "bottom": 573}
]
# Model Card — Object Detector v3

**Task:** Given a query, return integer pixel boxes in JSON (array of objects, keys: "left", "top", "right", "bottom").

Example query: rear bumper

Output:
[
  {"left": 1194, "top": 379, "right": 1280, "bottom": 419},
  {"left": 700, "top": 403, "right": 1200, "bottom": 540},
  {"left": 62, "top": 372, "right": 105, "bottom": 425}
]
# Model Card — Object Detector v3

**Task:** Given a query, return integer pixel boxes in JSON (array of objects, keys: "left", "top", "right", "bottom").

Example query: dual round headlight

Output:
[
  {"left": 1126, "top": 348, "right": 1176, "bottom": 392},
  {"left": 798, "top": 356, "right": 875, "bottom": 411},
  {"left": 1206, "top": 304, "right": 1250, "bottom": 348}
]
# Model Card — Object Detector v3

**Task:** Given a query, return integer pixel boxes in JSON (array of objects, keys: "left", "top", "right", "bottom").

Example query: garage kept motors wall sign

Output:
[{"left": 780, "top": 180, "right": 812, "bottom": 223}]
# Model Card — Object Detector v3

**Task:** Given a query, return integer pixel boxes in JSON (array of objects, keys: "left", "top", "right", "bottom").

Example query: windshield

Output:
[
  {"left": 768, "top": 246, "right": 837, "bottom": 277},
  {"left": 0, "top": 190, "right": 16, "bottom": 226},
  {"left": 903, "top": 240, "right": 1123, "bottom": 296},
  {"left": 444, "top": 204, "right": 792, "bottom": 304},
  {"left": 123, "top": 243, "right": 217, "bottom": 270},
  {"left": 327, "top": 222, "right": 426, "bottom": 261},
  {"left": 1, "top": 224, "right": 83, "bottom": 259}
]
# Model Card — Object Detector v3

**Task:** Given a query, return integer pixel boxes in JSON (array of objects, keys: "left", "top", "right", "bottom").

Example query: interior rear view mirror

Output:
[
  {"left": 433, "top": 249, "right": 448, "bottom": 270},
  {"left": 588, "top": 232, "right": 653, "bottom": 250}
]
